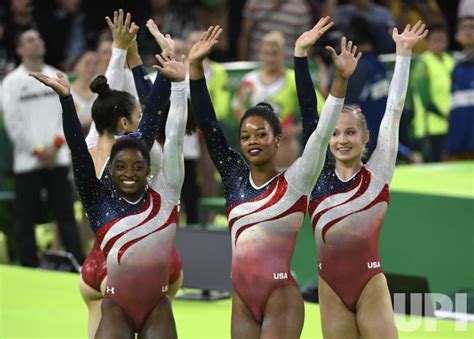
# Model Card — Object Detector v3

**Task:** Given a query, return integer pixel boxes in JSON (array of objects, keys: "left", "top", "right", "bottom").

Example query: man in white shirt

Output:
[{"left": 1, "top": 29, "right": 84, "bottom": 267}]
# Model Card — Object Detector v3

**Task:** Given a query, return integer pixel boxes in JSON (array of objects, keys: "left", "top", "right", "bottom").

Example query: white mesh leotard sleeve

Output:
[
  {"left": 286, "top": 95, "right": 344, "bottom": 194},
  {"left": 366, "top": 55, "right": 411, "bottom": 184}
]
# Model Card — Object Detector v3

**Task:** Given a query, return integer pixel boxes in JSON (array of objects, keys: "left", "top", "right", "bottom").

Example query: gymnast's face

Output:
[
  {"left": 330, "top": 112, "right": 369, "bottom": 165},
  {"left": 110, "top": 148, "right": 150, "bottom": 201},
  {"left": 118, "top": 102, "right": 141, "bottom": 133},
  {"left": 240, "top": 116, "right": 280, "bottom": 166}
]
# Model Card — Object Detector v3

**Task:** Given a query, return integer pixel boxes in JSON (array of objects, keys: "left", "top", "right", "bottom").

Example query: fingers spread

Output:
[
  {"left": 325, "top": 45, "right": 337, "bottom": 59},
  {"left": 340, "top": 36, "right": 347, "bottom": 51}
]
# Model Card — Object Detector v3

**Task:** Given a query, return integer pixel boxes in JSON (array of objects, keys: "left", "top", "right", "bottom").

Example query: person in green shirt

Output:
[{"left": 412, "top": 23, "right": 454, "bottom": 162}]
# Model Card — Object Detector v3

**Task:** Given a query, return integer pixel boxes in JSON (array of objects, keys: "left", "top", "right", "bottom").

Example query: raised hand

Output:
[
  {"left": 105, "top": 9, "right": 139, "bottom": 50},
  {"left": 146, "top": 19, "right": 175, "bottom": 58},
  {"left": 188, "top": 25, "right": 222, "bottom": 64},
  {"left": 29, "top": 72, "right": 70, "bottom": 96},
  {"left": 153, "top": 54, "right": 186, "bottom": 82},
  {"left": 326, "top": 37, "right": 362, "bottom": 80},
  {"left": 126, "top": 38, "right": 142, "bottom": 68},
  {"left": 295, "top": 16, "right": 334, "bottom": 57},
  {"left": 393, "top": 20, "right": 428, "bottom": 56}
]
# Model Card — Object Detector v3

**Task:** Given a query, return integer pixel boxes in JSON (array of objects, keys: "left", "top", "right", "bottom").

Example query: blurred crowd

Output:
[{"left": 0, "top": 0, "right": 473, "bottom": 265}]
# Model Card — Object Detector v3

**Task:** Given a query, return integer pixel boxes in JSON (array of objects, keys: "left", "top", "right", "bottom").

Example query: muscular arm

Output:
[
  {"left": 156, "top": 81, "right": 187, "bottom": 197},
  {"left": 61, "top": 95, "right": 102, "bottom": 204},
  {"left": 367, "top": 55, "right": 411, "bottom": 183},
  {"left": 137, "top": 73, "right": 171, "bottom": 150},
  {"left": 131, "top": 65, "right": 153, "bottom": 106},
  {"left": 190, "top": 77, "right": 245, "bottom": 185},
  {"left": 294, "top": 56, "right": 319, "bottom": 145},
  {"left": 286, "top": 94, "right": 344, "bottom": 194}
]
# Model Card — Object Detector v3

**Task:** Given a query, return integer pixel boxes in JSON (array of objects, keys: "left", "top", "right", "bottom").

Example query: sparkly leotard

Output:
[
  {"left": 63, "top": 78, "right": 187, "bottom": 330},
  {"left": 80, "top": 49, "right": 181, "bottom": 293},
  {"left": 295, "top": 55, "right": 411, "bottom": 311},
  {"left": 190, "top": 76, "right": 344, "bottom": 322}
]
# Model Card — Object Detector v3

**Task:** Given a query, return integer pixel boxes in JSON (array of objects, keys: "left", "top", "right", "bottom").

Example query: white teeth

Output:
[
  {"left": 249, "top": 149, "right": 261, "bottom": 155},
  {"left": 122, "top": 180, "right": 136, "bottom": 185}
]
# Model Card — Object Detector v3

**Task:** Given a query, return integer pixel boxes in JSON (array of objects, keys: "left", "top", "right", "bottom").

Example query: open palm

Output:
[
  {"left": 29, "top": 72, "right": 70, "bottom": 96},
  {"left": 188, "top": 26, "right": 222, "bottom": 63},
  {"left": 146, "top": 19, "right": 175, "bottom": 58},
  {"left": 326, "top": 37, "right": 362, "bottom": 79},
  {"left": 153, "top": 54, "right": 186, "bottom": 82},
  {"left": 393, "top": 21, "right": 428, "bottom": 55},
  {"left": 295, "top": 16, "right": 334, "bottom": 56},
  {"left": 105, "top": 9, "right": 139, "bottom": 50}
]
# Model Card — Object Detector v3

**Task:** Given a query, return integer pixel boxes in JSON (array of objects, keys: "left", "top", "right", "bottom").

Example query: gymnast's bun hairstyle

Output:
[
  {"left": 90, "top": 75, "right": 137, "bottom": 135},
  {"left": 239, "top": 102, "right": 282, "bottom": 136},
  {"left": 90, "top": 75, "right": 112, "bottom": 98}
]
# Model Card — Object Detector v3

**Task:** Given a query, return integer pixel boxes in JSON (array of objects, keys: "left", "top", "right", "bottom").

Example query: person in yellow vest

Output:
[
  {"left": 412, "top": 23, "right": 454, "bottom": 162},
  {"left": 389, "top": 0, "right": 445, "bottom": 53},
  {"left": 233, "top": 31, "right": 324, "bottom": 168}
]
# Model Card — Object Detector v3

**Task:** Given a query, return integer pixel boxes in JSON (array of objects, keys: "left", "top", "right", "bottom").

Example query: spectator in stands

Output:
[
  {"left": 70, "top": 50, "right": 99, "bottom": 134},
  {"left": 1, "top": 0, "right": 38, "bottom": 68},
  {"left": 36, "top": 0, "right": 87, "bottom": 70},
  {"left": 447, "top": 16, "right": 474, "bottom": 160},
  {"left": 388, "top": 0, "right": 446, "bottom": 53},
  {"left": 338, "top": 15, "right": 389, "bottom": 158},
  {"left": 412, "top": 24, "right": 454, "bottom": 162},
  {"left": 95, "top": 31, "right": 113, "bottom": 75},
  {"left": 233, "top": 31, "right": 301, "bottom": 168},
  {"left": 238, "top": 0, "right": 312, "bottom": 61},
  {"left": 333, "top": 14, "right": 418, "bottom": 162},
  {"left": 458, "top": 0, "right": 474, "bottom": 19},
  {"left": 331, "top": 0, "right": 396, "bottom": 54},
  {"left": 1, "top": 29, "right": 84, "bottom": 267}
]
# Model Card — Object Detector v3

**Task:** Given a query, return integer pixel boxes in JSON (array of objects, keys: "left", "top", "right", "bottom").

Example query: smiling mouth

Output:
[
  {"left": 121, "top": 180, "right": 137, "bottom": 186},
  {"left": 248, "top": 148, "right": 262, "bottom": 156},
  {"left": 337, "top": 147, "right": 352, "bottom": 153}
]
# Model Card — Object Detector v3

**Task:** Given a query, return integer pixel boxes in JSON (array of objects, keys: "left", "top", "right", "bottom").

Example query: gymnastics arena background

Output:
[{"left": 1, "top": 59, "right": 473, "bottom": 338}]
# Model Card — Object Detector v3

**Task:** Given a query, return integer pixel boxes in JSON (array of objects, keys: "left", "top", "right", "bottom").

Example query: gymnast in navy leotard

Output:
[
  {"left": 78, "top": 12, "right": 185, "bottom": 337},
  {"left": 294, "top": 18, "right": 428, "bottom": 339},
  {"left": 189, "top": 26, "right": 360, "bottom": 339},
  {"left": 30, "top": 50, "right": 187, "bottom": 338}
]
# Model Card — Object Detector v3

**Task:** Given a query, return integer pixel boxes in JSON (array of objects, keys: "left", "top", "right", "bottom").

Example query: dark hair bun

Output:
[
  {"left": 256, "top": 102, "right": 274, "bottom": 112},
  {"left": 90, "top": 75, "right": 111, "bottom": 97}
]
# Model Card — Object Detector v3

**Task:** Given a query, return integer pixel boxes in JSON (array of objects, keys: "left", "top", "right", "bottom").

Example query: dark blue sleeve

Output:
[
  {"left": 60, "top": 95, "right": 102, "bottom": 205},
  {"left": 132, "top": 65, "right": 153, "bottom": 106},
  {"left": 345, "top": 62, "right": 370, "bottom": 105},
  {"left": 294, "top": 56, "right": 319, "bottom": 146},
  {"left": 190, "top": 77, "right": 246, "bottom": 183},
  {"left": 137, "top": 72, "right": 171, "bottom": 150}
]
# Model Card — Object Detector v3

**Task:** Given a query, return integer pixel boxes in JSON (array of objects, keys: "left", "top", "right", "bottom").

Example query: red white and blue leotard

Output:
[
  {"left": 190, "top": 77, "right": 344, "bottom": 322},
  {"left": 63, "top": 78, "right": 187, "bottom": 330},
  {"left": 80, "top": 49, "right": 182, "bottom": 293},
  {"left": 295, "top": 55, "right": 411, "bottom": 311}
]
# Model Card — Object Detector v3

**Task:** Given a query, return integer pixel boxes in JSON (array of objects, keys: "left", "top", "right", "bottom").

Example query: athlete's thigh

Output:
[
  {"left": 231, "top": 291, "right": 261, "bottom": 339},
  {"left": 166, "top": 270, "right": 183, "bottom": 298},
  {"left": 79, "top": 275, "right": 102, "bottom": 301},
  {"left": 138, "top": 296, "right": 177, "bottom": 339},
  {"left": 356, "top": 273, "right": 398, "bottom": 339},
  {"left": 261, "top": 284, "right": 304, "bottom": 339},
  {"left": 96, "top": 298, "right": 134, "bottom": 339},
  {"left": 319, "top": 277, "right": 359, "bottom": 339}
]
